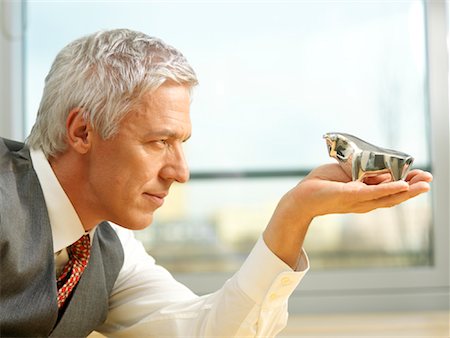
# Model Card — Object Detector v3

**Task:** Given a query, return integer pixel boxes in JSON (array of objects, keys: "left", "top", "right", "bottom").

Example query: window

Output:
[{"left": 22, "top": 0, "right": 448, "bottom": 313}]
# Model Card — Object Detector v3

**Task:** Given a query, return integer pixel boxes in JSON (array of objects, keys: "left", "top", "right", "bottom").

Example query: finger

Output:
[
  {"left": 343, "top": 180, "right": 409, "bottom": 202},
  {"left": 405, "top": 170, "right": 433, "bottom": 184},
  {"left": 361, "top": 181, "right": 430, "bottom": 211},
  {"left": 363, "top": 173, "right": 393, "bottom": 185},
  {"left": 356, "top": 189, "right": 426, "bottom": 213},
  {"left": 375, "top": 188, "right": 426, "bottom": 208},
  {"left": 408, "top": 180, "right": 431, "bottom": 194}
]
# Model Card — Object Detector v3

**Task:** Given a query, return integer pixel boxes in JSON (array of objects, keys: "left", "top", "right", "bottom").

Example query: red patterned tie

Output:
[{"left": 56, "top": 234, "right": 91, "bottom": 308}]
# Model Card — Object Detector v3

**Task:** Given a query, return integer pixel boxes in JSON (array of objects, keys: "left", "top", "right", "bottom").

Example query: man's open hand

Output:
[
  {"left": 263, "top": 163, "right": 433, "bottom": 269},
  {"left": 290, "top": 163, "right": 433, "bottom": 219}
]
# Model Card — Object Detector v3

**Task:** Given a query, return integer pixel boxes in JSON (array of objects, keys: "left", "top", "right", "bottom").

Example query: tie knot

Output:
[{"left": 68, "top": 234, "right": 91, "bottom": 261}]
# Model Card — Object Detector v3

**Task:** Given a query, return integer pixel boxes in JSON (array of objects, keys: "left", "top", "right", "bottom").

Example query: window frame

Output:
[{"left": 0, "top": 0, "right": 25, "bottom": 140}]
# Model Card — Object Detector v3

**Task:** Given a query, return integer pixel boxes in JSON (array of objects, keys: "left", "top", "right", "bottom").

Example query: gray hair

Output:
[{"left": 26, "top": 28, "right": 198, "bottom": 158}]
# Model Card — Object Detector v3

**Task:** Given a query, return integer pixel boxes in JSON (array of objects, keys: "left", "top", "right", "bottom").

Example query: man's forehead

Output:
[
  {"left": 128, "top": 85, "right": 191, "bottom": 116},
  {"left": 144, "top": 82, "right": 192, "bottom": 102}
]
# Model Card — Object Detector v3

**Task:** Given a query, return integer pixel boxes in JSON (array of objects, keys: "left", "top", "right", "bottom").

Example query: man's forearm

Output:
[{"left": 263, "top": 192, "right": 313, "bottom": 270}]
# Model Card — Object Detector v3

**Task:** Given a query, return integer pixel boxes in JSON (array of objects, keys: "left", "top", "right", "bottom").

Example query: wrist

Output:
[{"left": 263, "top": 192, "right": 314, "bottom": 269}]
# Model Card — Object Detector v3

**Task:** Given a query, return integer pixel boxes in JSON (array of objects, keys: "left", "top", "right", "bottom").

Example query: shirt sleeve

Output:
[{"left": 96, "top": 224, "right": 309, "bottom": 338}]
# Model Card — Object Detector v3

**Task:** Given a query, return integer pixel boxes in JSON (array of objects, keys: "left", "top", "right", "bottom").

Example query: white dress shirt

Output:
[{"left": 30, "top": 148, "right": 309, "bottom": 338}]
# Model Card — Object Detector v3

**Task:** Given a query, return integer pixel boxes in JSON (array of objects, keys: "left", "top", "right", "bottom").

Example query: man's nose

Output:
[{"left": 161, "top": 144, "right": 190, "bottom": 183}]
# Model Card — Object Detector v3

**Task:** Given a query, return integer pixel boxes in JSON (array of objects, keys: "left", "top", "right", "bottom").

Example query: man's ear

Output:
[{"left": 66, "top": 108, "right": 92, "bottom": 154}]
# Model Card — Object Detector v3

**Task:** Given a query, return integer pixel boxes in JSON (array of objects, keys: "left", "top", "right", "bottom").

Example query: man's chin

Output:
[{"left": 112, "top": 214, "right": 154, "bottom": 231}]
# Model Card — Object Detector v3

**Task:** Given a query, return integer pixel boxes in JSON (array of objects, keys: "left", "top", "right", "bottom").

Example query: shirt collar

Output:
[{"left": 29, "top": 148, "right": 93, "bottom": 253}]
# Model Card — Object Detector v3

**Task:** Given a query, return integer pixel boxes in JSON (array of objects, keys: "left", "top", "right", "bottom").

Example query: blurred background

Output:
[{"left": 1, "top": 0, "right": 448, "bottom": 335}]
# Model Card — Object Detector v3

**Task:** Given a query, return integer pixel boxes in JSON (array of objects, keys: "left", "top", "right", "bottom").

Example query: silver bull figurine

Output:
[{"left": 323, "top": 132, "right": 414, "bottom": 181}]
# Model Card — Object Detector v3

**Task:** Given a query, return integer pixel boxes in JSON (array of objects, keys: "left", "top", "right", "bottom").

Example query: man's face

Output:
[{"left": 86, "top": 83, "right": 191, "bottom": 230}]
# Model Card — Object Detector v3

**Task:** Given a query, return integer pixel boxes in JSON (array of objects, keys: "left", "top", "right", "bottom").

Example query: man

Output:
[{"left": 0, "top": 29, "right": 432, "bottom": 337}]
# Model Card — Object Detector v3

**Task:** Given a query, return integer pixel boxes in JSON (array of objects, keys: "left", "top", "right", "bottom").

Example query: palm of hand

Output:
[{"left": 290, "top": 163, "right": 432, "bottom": 218}]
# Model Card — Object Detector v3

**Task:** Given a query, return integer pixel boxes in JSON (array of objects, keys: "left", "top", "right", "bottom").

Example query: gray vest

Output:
[{"left": 0, "top": 138, "right": 125, "bottom": 337}]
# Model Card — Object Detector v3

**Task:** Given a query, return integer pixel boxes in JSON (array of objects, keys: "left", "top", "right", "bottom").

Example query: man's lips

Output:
[{"left": 143, "top": 192, "right": 168, "bottom": 207}]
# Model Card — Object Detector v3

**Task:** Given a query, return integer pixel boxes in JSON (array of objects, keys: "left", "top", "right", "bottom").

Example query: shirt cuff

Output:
[{"left": 235, "top": 235, "right": 309, "bottom": 306}]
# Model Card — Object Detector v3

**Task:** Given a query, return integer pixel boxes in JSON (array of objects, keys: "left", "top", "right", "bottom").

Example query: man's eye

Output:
[
  {"left": 148, "top": 140, "right": 168, "bottom": 149},
  {"left": 154, "top": 139, "right": 168, "bottom": 145}
]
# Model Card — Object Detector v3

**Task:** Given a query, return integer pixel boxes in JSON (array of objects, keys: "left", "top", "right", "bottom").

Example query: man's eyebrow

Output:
[
  {"left": 182, "top": 134, "right": 191, "bottom": 142},
  {"left": 144, "top": 129, "right": 191, "bottom": 142}
]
